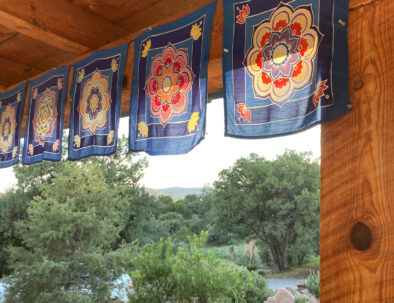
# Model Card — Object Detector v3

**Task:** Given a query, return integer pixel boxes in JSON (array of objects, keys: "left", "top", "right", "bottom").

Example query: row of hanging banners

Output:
[{"left": 0, "top": 0, "right": 351, "bottom": 168}]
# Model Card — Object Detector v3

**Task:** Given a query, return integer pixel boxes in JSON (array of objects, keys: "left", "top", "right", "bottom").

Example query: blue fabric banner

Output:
[
  {"left": 223, "top": 0, "right": 351, "bottom": 138},
  {"left": 68, "top": 43, "right": 128, "bottom": 160},
  {"left": 0, "top": 82, "right": 26, "bottom": 168},
  {"left": 129, "top": 2, "right": 216, "bottom": 155},
  {"left": 22, "top": 67, "right": 69, "bottom": 164}
]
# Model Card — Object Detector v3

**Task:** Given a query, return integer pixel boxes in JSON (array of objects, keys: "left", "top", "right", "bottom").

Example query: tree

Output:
[
  {"left": 0, "top": 190, "right": 28, "bottom": 277},
  {"left": 5, "top": 151, "right": 142, "bottom": 302},
  {"left": 128, "top": 232, "right": 273, "bottom": 303},
  {"left": 213, "top": 150, "right": 320, "bottom": 272}
]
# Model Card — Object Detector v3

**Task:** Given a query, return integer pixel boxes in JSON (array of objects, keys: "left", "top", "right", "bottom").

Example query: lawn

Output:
[{"left": 203, "top": 245, "right": 320, "bottom": 279}]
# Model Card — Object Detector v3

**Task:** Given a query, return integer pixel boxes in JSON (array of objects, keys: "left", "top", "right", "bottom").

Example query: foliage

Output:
[
  {"left": 229, "top": 265, "right": 274, "bottom": 303},
  {"left": 129, "top": 232, "right": 273, "bottom": 303},
  {"left": 306, "top": 270, "right": 320, "bottom": 298},
  {"left": 228, "top": 242, "right": 267, "bottom": 275},
  {"left": 5, "top": 161, "right": 134, "bottom": 302},
  {"left": 3, "top": 138, "right": 146, "bottom": 302},
  {"left": 213, "top": 150, "right": 320, "bottom": 272},
  {"left": 293, "top": 294, "right": 313, "bottom": 303},
  {"left": 0, "top": 190, "right": 28, "bottom": 277}
]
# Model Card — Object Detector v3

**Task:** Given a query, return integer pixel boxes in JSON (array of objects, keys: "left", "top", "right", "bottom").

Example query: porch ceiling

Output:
[{"left": 0, "top": 0, "right": 223, "bottom": 132}]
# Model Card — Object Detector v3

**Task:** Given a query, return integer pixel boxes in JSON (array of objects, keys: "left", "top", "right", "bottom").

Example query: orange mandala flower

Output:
[
  {"left": 146, "top": 43, "right": 195, "bottom": 126},
  {"left": 33, "top": 88, "right": 57, "bottom": 147},
  {"left": 0, "top": 106, "right": 16, "bottom": 154},
  {"left": 78, "top": 70, "right": 111, "bottom": 134},
  {"left": 244, "top": 4, "right": 322, "bottom": 106}
]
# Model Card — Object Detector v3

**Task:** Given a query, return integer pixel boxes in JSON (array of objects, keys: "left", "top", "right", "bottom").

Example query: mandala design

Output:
[
  {"left": 145, "top": 43, "right": 195, "bottom": 126},
  {"left": 0, "top": 106, "right": 16, "bottom": 154},
  {"left": 32, "top": 88, "right": 57, "bottom": 147},
  {"left": 79, "top": 70, "right": 111, "bottom": 134},
  {"left": 244, "top": 4, "right": 322, "bottom": 105}
]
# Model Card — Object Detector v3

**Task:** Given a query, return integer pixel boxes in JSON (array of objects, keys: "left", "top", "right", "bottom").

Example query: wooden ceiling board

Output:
[
  {"left": 0, "top": 0, "right": 129, "bottom": 54},
  {"left": 0, "top": 25, "right": 18, "bottom": 46},
  {"left": 1, "top": 0, "right": 224, "bottom": 133},
  {"left": 0, "top": 56, "right": 39, "bottom": 86},
  {"left": 0, "top": 34, "right": 76, "bottom": 71},
  {"left": 118, "top": 0, "right": 216, "bottom": 32},
  {"left": 72, "top": 0, "right": 162, "bottom": 23}
]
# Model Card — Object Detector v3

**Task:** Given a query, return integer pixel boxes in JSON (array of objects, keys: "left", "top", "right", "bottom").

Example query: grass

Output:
[
  {"left": 266, "top": 256, "right": 320, "bottom": 279},
  {"left": 203, "top": 245, "right": 320, "bottom": 279},
  {"left": 202, "top": 245, "right": 243, "bottom": 259},
  {"left": 265, "top": 267, "right": 311, "bottom": 279},
  {"left": 297, "top": 255, "right": 320, "bottom": 269}
]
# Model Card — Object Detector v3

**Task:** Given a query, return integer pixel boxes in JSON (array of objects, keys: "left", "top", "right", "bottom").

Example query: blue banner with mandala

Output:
[
  {"left": 68, "top": 43, "right": 128, "bottom": 160},
  {"left": 0, "top": 82, "right": 26, "bottom": 168},
  {"left": 22, "top": 67, "right": 69, "bottom": 164},
  {"left": 129, "top": 2, "right": 216, "bottom": 155},
  {"left": 223, "top": 0, "right": 351, "bottom": 138}
]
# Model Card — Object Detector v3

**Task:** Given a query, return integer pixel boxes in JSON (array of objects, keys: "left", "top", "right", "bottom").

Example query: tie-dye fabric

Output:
[
  {"left": 223, "top": 0, "right": 351, "bottom": 138},
  {"left": 23, "top": 67, "right": 69, "bottom": 164},
  {"left": 129, "top": 2, "right": 216, "bottom": 155},
  {"left": 68, "top": 43, "right": 128, "bottom": 160},
  {"left": 0, "top": 82, "right": 26, "bottom": 168}
]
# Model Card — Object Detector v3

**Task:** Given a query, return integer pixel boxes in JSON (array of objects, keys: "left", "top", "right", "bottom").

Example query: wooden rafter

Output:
[
  {"left": 2, "top": 0, "right": 224, "bottom": 134},
  {"left": 0, "top": 56, "right": 39, "bottom": 87},
  {"left": 0, "top": 0, "right": 129, "bottom": 54}
]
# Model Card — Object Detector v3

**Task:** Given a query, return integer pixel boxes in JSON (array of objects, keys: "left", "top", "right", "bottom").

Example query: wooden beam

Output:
[
  {"left": 4, "top": 0, "right": 224, "bottom": 134},
  {"left": 0, "top": 0, "right": 129, "bottom": 54},
  {"left": 118, "top": 0, "right": 215, "bottom": 32},
  {"left": 321, "top": 0, "right": 394, "bottom": 301},
  {"left": 0, "top": 56, "right": 40, "bottom": 86}
]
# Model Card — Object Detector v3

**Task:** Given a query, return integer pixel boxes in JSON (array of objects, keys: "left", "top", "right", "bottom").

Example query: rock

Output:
[
  {"left": 285, "top": 286, "right": 295, "bottom": 293},
  {"left": 267, "top": 288, "right": 295, "bottom": 303}
]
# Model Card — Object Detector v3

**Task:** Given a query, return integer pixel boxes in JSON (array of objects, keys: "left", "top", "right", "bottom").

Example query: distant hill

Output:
[
  {"left": 159, "top": 187, "right": 203, "bottom": 196},
  {"left": 145, "top": 187, "right": 204, "bottom": 201}
]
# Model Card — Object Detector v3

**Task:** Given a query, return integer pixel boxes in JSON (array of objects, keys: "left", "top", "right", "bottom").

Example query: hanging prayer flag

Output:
[
  {"left": 223, "top": 0, "right": 351, "bottom": 138},
  {"left": 22, "top": 67, "right": 69, "bottom": 164},
  {"left": 129, "top": 1, "right": 216, "bottom": 155},
  {"left": 68, "top": 43, "right": 128, "bottom": 160},
  {"left": 0, "top": 82, "right": 26, "bottom": 168}
]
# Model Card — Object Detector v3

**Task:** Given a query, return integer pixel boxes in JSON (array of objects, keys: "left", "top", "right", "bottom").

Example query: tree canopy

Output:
[{"left": 213, "top": 150, "right": 320, "bottom": 271}]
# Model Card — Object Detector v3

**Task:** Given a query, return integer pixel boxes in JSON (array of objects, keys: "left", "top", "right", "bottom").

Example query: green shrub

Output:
[
  {"left": 129, "top": 232, "right": 273, "bottom": 303},
  {"left": 294, "top": 293, "right": 313, "bottom": 303},
  {"left": 305, "top": 270, "right": 320, "bottom": 298},
  {"left": 230, "top": 265, "right": 274, "bottom": 303},
  {"left": 232, "top": 242, "right": 268, "bottom": 275}
]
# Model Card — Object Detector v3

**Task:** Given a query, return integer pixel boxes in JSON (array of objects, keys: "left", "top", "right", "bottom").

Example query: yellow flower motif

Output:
[
  {"left": 138, "top": 121, "right": 148, "bottom": 137},
  {"left": 77, "top": 69, "right": 85, "bottom": 83},
  {"left": 0, "top": 106, "right": 16, "bottom": 153},
  {"left": 111, "top": 59, "right": 118, "bottom": 73},
  {"left": 12, "top": 146, "right": 18, "bottom": 158},
  {"left": 17, "top": 92, "right": 22, "bottom": 102},
  {"left": 190, "top": 22, "right": 202, "bottom": 40},
  {"left": 107, "top": 130, "right": 115, "bottom": 145},
  {"left": 187, "top": 112, "right": 199, "bottom": 132},
  {"left": 74, "top": 135, "right": 81, "bottom": 148},
  {"left": 141, "top": 40, "right": 151, "bottom": 58}
]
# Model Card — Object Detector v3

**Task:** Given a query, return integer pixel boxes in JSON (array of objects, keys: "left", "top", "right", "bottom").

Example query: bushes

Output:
[
  {"left": 306, "top": 270, "right": 320, "bottom": 298},
  {"left": 230, "top": 266, "right": 274, "bottom": 303},
  {"left": 129, "top": 232, "right": 273, "bottom": 303}
]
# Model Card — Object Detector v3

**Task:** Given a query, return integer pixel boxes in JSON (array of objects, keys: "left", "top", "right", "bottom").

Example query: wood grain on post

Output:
[{"left": 320, "top": 0, "right": 394, "bottom": 302}]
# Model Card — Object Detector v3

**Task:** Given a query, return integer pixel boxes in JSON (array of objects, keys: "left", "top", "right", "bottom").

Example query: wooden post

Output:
[{"left": 320, "top": 0, "right": 394, "bottom": 302}]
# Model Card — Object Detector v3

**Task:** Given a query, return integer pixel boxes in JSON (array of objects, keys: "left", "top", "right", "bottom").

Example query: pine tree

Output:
[{"left": 6, "top": 161, "right": 133, "bottom": 303}]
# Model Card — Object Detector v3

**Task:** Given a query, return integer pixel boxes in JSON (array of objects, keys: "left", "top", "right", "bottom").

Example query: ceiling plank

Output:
[
  {"left": 0, "top": 56, "right": 40, "bottom": 86},
  {"left": 4, "top": 0, "right": 225, "bottom": 134},
  {"left": 0, "top": 0, "right": 129, "bottom": 54},
  {"left": 118, "top": 0, "right": 215, "bottom": 32},
  {"left": 73, "top": 0, "right": 162, "bottom": 24}
]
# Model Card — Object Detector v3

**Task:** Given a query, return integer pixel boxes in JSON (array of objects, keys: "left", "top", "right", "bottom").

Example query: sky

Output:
[{"left": 0, "top": 98, "right": 320, "bottom": 192}]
